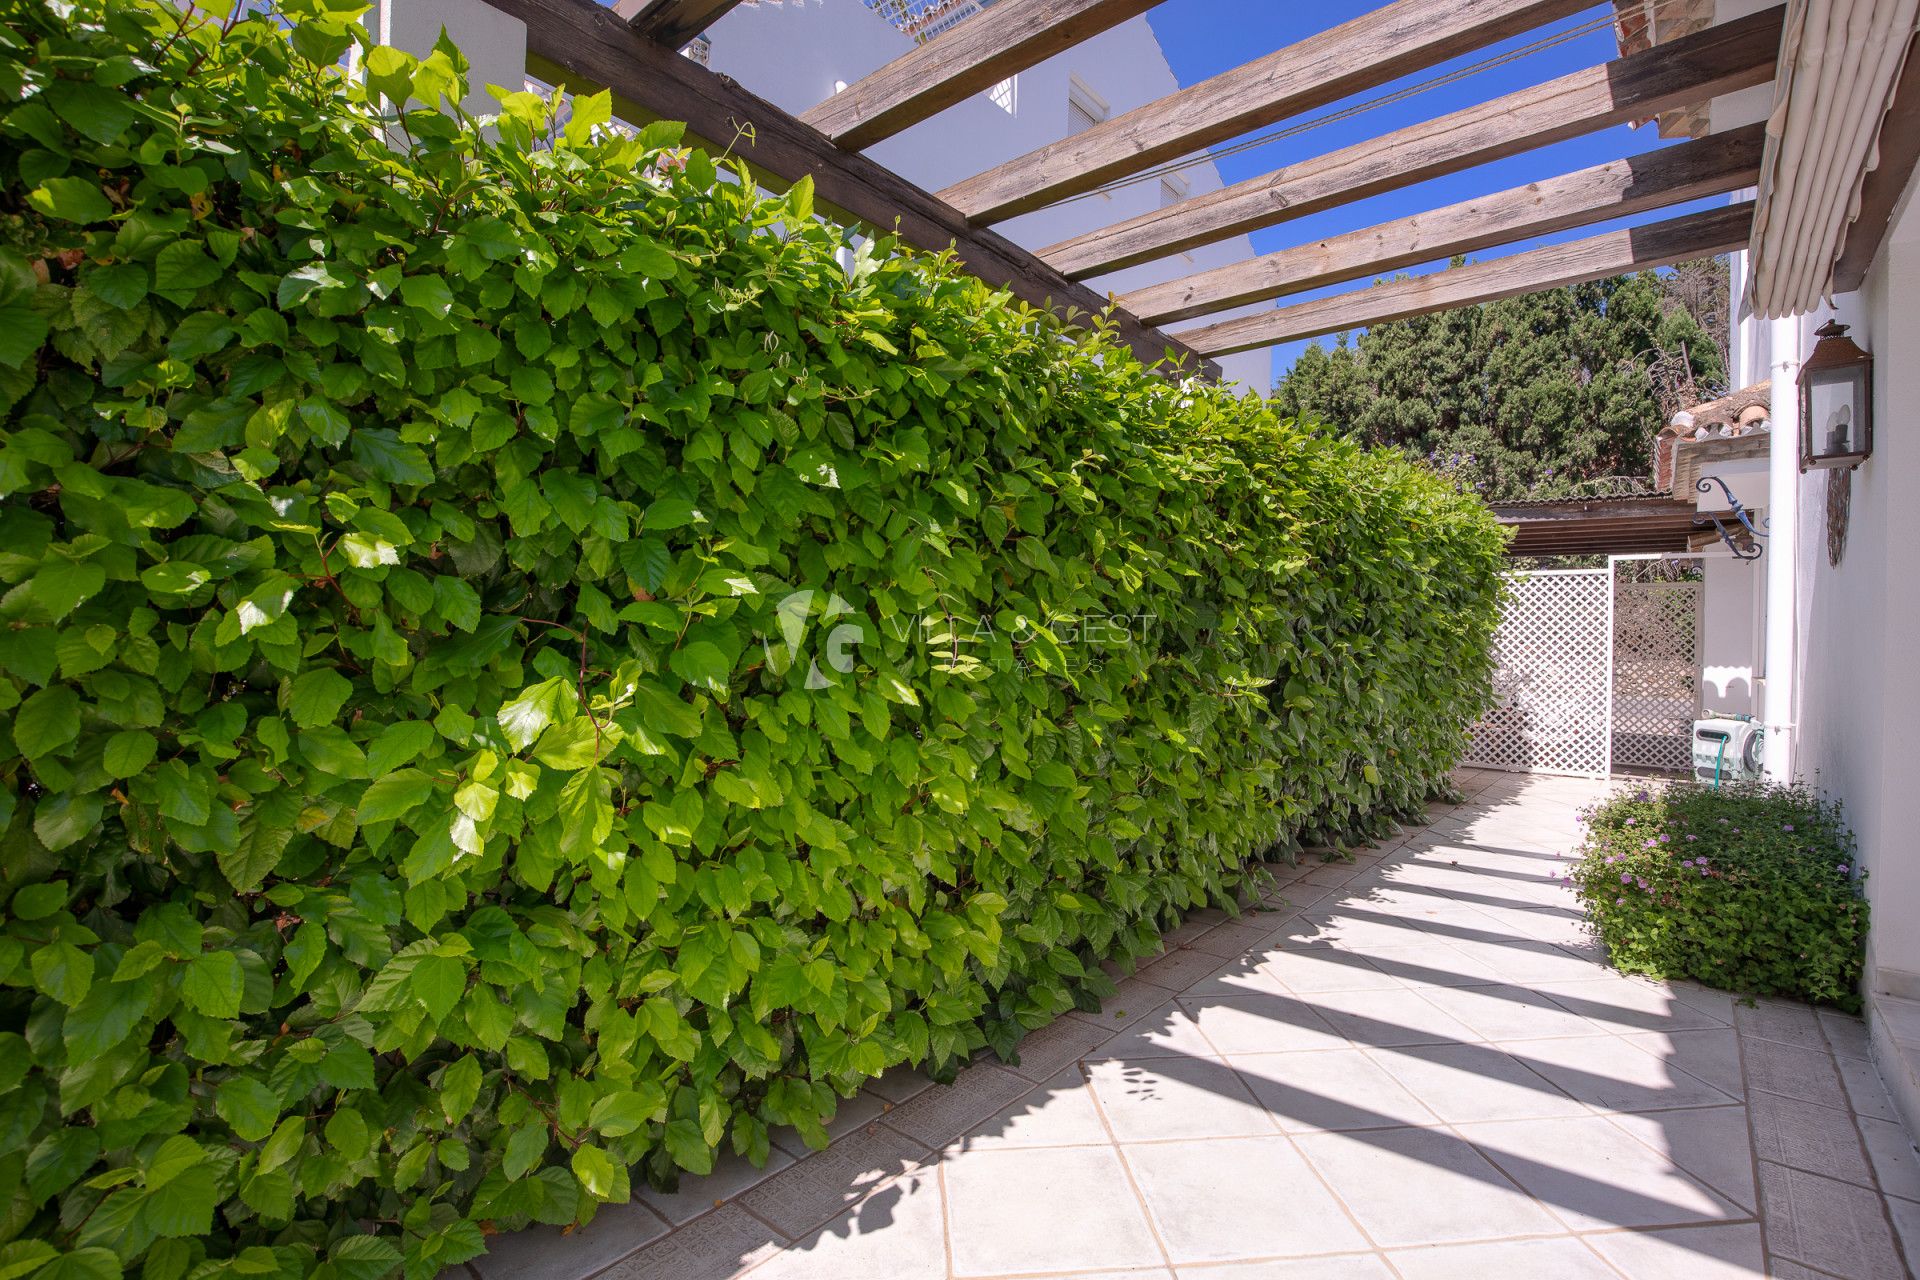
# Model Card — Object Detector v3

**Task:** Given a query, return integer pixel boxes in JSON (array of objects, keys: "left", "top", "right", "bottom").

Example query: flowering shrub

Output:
[{"left": 1568, "top": 782, "right": 1866, "bottom": 1008}]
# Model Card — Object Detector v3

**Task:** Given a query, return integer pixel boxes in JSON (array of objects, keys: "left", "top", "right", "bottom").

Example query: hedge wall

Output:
[{"left": 0, "top": 3, "right": 1506, "bottom": 1276}]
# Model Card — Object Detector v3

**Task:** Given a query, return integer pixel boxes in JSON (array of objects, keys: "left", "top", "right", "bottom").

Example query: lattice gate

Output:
[
  {"left": 1466, "top": 558, "right": 1705, "bottom": 778},
  {"left": 1610, "top": 556, "right": 1703, "bottom": 773},
  {"left": 1465, "top": 569, "right": 1614, "bottom": 777}
]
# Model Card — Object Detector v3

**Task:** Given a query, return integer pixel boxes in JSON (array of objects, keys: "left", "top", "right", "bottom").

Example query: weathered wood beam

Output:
[
  {"left": 612, "top": 0, "right": 747, "bottom": 49},
  {"left": 802, "top": 0, "right": 1161, "bottom": 151},
  {"left": 1175, "top": 201, "right": 1754, "bottom": 356},
  {"left": 1044, "top": 5, "right": 1784, "bottom": 279},
  {"left": 1834, "top": 31, "right": 1920, "bottom": 292},
  {"left": 936, "top": 0, "right": 1596, "bottom": 224},
  {"left": 474, "top": 0, "right": 1215, "bottom": 375},
  {"left": 1122, "top": 123, "right": 1765, "bottom": 326}
]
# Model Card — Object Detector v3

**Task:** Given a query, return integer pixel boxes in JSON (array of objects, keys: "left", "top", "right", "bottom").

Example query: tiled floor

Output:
[{"left": 463, "top": 769, "right": 1920, "bottom": 1280}]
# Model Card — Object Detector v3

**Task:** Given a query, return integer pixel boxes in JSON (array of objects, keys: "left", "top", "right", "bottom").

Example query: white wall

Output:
[
  {"left": 701, "top": 0, "right": 1272, "bottom": 392},
  {"left": 1778, "top": 178, "right": 1920, "bottom": 999},
  {"left": 1701, "top": 553, "right": 1763, "bottom": 718}
]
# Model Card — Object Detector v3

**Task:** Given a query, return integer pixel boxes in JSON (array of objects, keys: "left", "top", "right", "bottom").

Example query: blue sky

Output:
[{"left": 1141, "top": 2, "right": 1729, "bottom": 387}]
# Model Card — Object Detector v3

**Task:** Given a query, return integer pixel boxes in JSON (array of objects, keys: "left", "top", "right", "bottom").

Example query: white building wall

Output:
[
  {"left": 701, "top": 0, "right": 1272, "bottom": 392},
  {"left": 1779, "top": 182, "right": 1920, "bottom": 1001},
  {"left": 1700, "top": 553, "right": 1763, "bottom": 719}
]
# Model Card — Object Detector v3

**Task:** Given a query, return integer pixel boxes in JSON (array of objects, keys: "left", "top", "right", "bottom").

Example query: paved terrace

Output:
[{"left": 464, "top": 769, "right": 1920, "bottom": 1280}]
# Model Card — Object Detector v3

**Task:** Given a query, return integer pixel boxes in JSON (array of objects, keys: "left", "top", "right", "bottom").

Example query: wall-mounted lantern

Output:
[{"left": 1799, "top": 319, "right": 1874, "bottom": 471}]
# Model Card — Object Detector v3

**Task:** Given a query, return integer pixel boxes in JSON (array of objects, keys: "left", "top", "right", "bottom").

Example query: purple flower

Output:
[
  {"left": 1659, "top": 834, "right": 1671, "bottom": 843},
  {"left": 1718, "top": 818, "right": 1729, "bottom": 825},
  {"left": 1699, "top": 867, "right": 1709, "bottom": 876},
  {"left": 1636, "top": 878, "right": 1649, "bottom": 889},
  {"left": 1643, "top": 838, "right": 1656, "bottom": 848},
  {"left": 1620, "top": 872, "right": 1632, "bottom": 883},
  {"left": 1686, "top": 834, "right": 1698, "bottom": 842},
  {"left": 1782, "top": 824, "right": 1795, "bottom": 833},
  {"left": 1838, "top": 863, "right": 1851, "bottom": 874},
  {"left": 1681, "top": 859, "right": 1694, "bottom": 868},
  {"left": 1625, "top": 817, "right": 1637, "bottom": 826},
  {"left": 1616, "top": 896, "right": 1627, "bottom": 904}
]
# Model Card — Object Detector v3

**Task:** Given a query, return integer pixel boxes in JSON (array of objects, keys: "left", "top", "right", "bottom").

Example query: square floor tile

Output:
[
  {"left": 1758, "top": 1161, "right": 1908, "bottom": 1279},
  {"left": 1358, "top": 943, "right": 1508, "bottom": 988},
  {"left": 1083, "top": 1004, "right": 1220, "bottom": 1061},
  {"left": 1840, "top": 1056, "right": 1903, "bottom": 1123},
  {"left": 1503, "top": 1034, "right": 1736, "bottom": 1113},
  {"left": 1749, "top": 1090, "right": 1874, "bottom": 1186},
  {"left": 1367, "top": 1043, "right": 1588, "bottom": 1123},
  {"left": 639, "top": 1146, "right": 795, "bottom": 1225},
  {"left": 594, "top": 1204, "right": 781, "bottom": 1280},
  {"left": 1413, "top": 982, "right": 1605, "bottom": 1041},
  {"left": 1177, "top": 992, "right": 1351, "bottom": 1055},
  {"left": 1125, "top": 1135, "right": 1367, "bottom": 1262},
  {"left": 1007, "top": 1013, "right": 1117, "bottom": 1081},
  {"left": 1173, "top": 1257, "right": 1392, "bottom": 1279},
  {"left": 1085, "top": 1055, "right": 1275, "bottom": 1142},
  {"left": 943, "top": 1144, "right": 1163, "bottom": 1276},
  {"left": 1303, "top": 987, "right": 1483, "bottom": 1049},
  {"left": 1618, "top": 1028, "right": 1746, "bottom": 1099},
  {"left": 943, "top": 1070, "right": 1109, "bottom": 1152},
  {"left": 738, "top": 1128, "right": 925, "bottom": 1239},
  {"left": 1293, "top": 1126, "right": 1562, "bottom": 1247},
  {"left": 1529, "top": 978, "right": 1723, "bottom": 1035},
  {"left": 1742, "top": 1036, "right": 1848, "bottom": 1109},
  {"left": 1262, "top": 943, "right": 1406, "bottom": 994},
  {"left": 881, "top": 1064, "right": 1032, "bottom": 1148},
  {"left": 1580, "top": 1222, "right": 1766, "bottom": 1280},
  {"left": 1458, "top": 1115, "right": 1740, "bottom": 1230},
  {"left": 1232, "top": 1049, "right": 1441, "bottom": 1134},
  {"left": 471, "top": 1199, "right": 670, "bottom": 1280},
  {"left": 1605, "top": 1105, "right": 1757, "bottom": 1213},
  {"left": 1734, "top": 997, "right": 1828, "bottom": 1051},
  {"left": 1385, "top": 1237, "right": 1618, "bottom": 1280},
  {"left": 744, "top": 1165, "right": 946, "bottom": 1280},
  {"left": 1859, "top": 1114, "right": 1920, "bottom": 1201}
]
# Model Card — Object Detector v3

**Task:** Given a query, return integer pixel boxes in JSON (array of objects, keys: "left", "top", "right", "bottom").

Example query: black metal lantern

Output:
[{"left": 1799, "top": 319, "right": 1873, "bottom": 471}]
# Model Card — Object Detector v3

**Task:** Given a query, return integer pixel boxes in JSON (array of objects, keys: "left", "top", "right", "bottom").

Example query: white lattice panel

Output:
[
  {"left": 1611, "top": 560, "right": 1702, "bottom": 773},
  {"left": 1466, "top": 570, "right": 1613, "bottom": 777}
]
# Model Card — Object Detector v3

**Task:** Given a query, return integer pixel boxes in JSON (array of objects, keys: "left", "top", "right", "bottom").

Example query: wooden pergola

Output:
[{"left": 471, "top": 0, "right": 1920, "bottom": 379}]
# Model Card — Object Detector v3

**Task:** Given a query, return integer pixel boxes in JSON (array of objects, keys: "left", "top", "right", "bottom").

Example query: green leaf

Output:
[
  {"left": 9, "top": 882, "right": 65, "bottom": 920},
  {"left": 27, "top": 177, "right": 111, "bottom": 223},
  {"left": 569, "top": 1144, "right": 619, "bottom": 1200},
  {"left": 328, "top": 1236, "right": 403, "bottom": 1280},
  {"left": 33, "top": 1249, "right": 120, "bottom": 1280},
  {"left": 410, "top": 953, "right": 466, "bottom": 1022},
  {"left": 531, "top": 718, "right": 601, "bottom": 770},
  {"left": 63, "top": 977, "right": 151, "bottom": 1059},
  {"left": 102, "top": 729, "right": 158, "bottom": 777},
  {"left": 215, "top": 1076, "right": 281, "bottom": 1142},
  {"left": 14, "top": 685, "right": 81, "bottom": 759},
  {"left": 31, "top": 940, "right": 92, "bottom": 1007},
  {"left": 153, "top": 241, "right": 221, "bottom": 294},
  {"left": 366, "top": 720, "right": 437, "bottom": 774},
  {"left": 357, "top": 768, "right": 436, "bottom": 823},
  {"left": 181, "top": 951, "right": 243, "bottom": 1019},
  {"left": 669, "top": 642, "right": 731, "bottom": 695},
  {"left": 439, "top": 1055, "right": 481, "bottom": 1123},
  {"left": 288, "top": 668, "right": 353, "bottom": 728}
]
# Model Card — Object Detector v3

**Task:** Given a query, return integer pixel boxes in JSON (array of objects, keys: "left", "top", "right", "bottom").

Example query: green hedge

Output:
[
  {"left": 1568, "top": 782, "right": 1867, "bottom": 1009},
  {"left": 0, "top": 3, "right": 1505, "bottom": 1276}
]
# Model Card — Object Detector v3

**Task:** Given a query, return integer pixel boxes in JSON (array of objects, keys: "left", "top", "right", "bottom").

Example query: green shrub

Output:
[
  {"left": 1568, "top": 782, "right": 1866, "bottom": 1009},
  {"left": 0, "top": 2, "right": 1505, "bottom": 1275}
]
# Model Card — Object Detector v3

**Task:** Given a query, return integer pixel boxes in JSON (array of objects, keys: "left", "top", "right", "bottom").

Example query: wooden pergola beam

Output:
[
  {"left": 475, "top": 0, "right": 1214, "bottom": 376},
  {"left": 1175, "top": 201, "right": 1754, "bottom": 356},
  {"left": 1122, "top": 123, "right": 1765, "bottom": 326},
  {"left": 1834, "top": 30, "right": 1920, "bottom": 292},
  {"left": 612, "top": 0, "right": 746, "bottom": 48},
  {"left": 1044, "top": 5, "right": 1784, "bottom": 280},
  {"left": 936, "top": 0, "right": 1596, "bottom": 224},
  {"left": 802, "top": 0, "right": 1161, "bottom": 152}
]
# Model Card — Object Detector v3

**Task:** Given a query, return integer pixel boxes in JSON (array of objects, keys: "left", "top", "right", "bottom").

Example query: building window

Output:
[
  {"left": 1067, "top": 75, "right": 1107, "bottom": 135},
  {"left": 988, "top": 75, "right": 1016, "bottom": 115},
  {"left": 1159, "top": 174, "right": 1188, "bottom": 208}
]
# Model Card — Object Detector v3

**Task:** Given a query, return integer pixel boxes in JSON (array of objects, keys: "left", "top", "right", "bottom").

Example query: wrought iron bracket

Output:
[{"left": 1693, "top": 474, "right": 1767, "bottom": 560}]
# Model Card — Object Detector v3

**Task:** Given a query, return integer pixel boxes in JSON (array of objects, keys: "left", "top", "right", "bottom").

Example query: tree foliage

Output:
[
  {"left": 0, "top": 3, "right": 1506, "bottom": 1276},
  {"left": 1273, "top": 258, "right": 1730, "bottom": 499}
]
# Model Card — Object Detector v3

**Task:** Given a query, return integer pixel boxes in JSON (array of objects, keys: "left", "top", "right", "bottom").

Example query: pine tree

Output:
[{"left": 1273, "top": 259, "right": 1729, "bottom": 500}]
